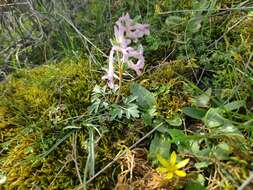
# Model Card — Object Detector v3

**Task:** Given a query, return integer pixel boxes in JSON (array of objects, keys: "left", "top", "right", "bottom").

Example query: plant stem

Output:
[{"left": 115, "top": 60, "right": 123, "bottom": 103}]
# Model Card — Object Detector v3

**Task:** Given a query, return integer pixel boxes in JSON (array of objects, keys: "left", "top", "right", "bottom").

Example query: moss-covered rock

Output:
[
  {"left": 0, "top": 59, "right": 97, "bottom": 189},
  {"left": 0, "top": 58, "right": 154, "bottom": 189}
]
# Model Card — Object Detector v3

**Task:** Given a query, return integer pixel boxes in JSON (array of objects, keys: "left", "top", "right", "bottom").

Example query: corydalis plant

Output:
[{"left": 102, "top": 13, "right": 150, "bottom": 89}]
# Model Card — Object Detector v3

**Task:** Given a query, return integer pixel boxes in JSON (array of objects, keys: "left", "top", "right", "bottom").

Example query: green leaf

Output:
[
  {"left": 122, "top": 62, "right": 128, "bottom": 72},
  {"left": 204, "top": 108, "right": 227, "bottom": 128},
  {"left": 190, "top": 141, "right": 200, "bottom": 154},
  {"left": 123, "top": 95, "right": 138, "bottom": 104},
  {"left": 193, "top": 0, "right": 210, "bottom": 10},
  {"left": 213, "top": 125, "right": 243, "bottom": 139},
  {"left": 149, "top": 133, "right": 171, "bottom": 162},
  {"left": 167, "top": 129, "right": 202, "bottom": 153},
  {"left": 153, "top": 119, "right": 170, "bottom": 133},
  {"left": 198, "top": 147, "right": 212, "bottom": 158},
  {"left": 166, "top": 114, "right": 182, "bottom": 127},
  {"left": 88, "top": 98, "right": 101, "bottom": 113},
  {"left": 182, "top": 107, "right": 206, "bottom": 120},
  {"left": 168, "top": 129, "right": 187, "bottom": 141},
  {"left": 187, "top": 16, "right": 203, "bottom": 34},
  {"left": 87, "top": 127, "right": 95, "bottom": 176},
  {"left": 213, "top": 142, "right": 231, "bottom": 160},
  {"left": 63, "top": 125, "right": 81, "bottom": 130},
  {"left": 223, "top": 100, "right": 245, "bottom": 111},
  {"left": 142, "top": 107, "right": 157, "bottom": 126},
  {"left": 194, "top": 161, "right": 210, "bottom": 169},
  {"left": 125, "top": 103, "right": 139, "bottom": 119},
  {"left": 191, "top": 88, "right": 212, "bottom": 108},
  {"left": 130, "top": 83, "right": 156, "bottom": 109},
  {"left": 196, "top": 174, "right": 206, "bottom": 186},
  {"left": 165, "top": 16, "right": 183, "bottom": 26},
  {"left": 185, "top": 182, "right": 206, "bottom": 190},
  {"left": 110, "top": 105, "right": 123, "bottom": 120}
]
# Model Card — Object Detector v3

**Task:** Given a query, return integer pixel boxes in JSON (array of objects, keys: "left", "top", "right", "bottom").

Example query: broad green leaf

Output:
[
  {"left": 185, "top": 182, "right": 206, "bottom": 190},
  {"left": 142, "top": 113, "right": 153, "bottom": 126},
  {"left": 204, "top": 108, "right": 227, "bottom": 128},
  {"left": 168, "top": 129, "right": 187, "bottom": 141},
  {"left": 191, "top": 88, "right": 212, "bottom": 108},
  {"left": 182, "top": 107, "right": 206, "bottom": 120},
  {"left": 190, "top": 141, "right": 200, "bottom": 154},
  {"left": 149, "top": 133, "right": 171, "bottom": 162},
  {"left": 213, "top": 125, "right": 243, "bottom": 139},
  {"left": 168, "top": 129, "right": 203, "bottom": 148},
  {"left": 168, "top": 129, "right": 202, "bottom": 153},
  {"left": 198, "top": 147, "right": 212, "bottom": 158},
  {"left": 130, "top": 83, "right": 156, "bottom": 109},
  {"left": 223, "top": 100, "right": 245, "bottom": 111},
  {"left": 166, "top": 114, "right": 182, "bottom": 127},
  {"left": 187, "top": 16, "right": 203, "bottom": 34},
  {"left": 154, "top": 119, "right": 170, "bottom": 133}
]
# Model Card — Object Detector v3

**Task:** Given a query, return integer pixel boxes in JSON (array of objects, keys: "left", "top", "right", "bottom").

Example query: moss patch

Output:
[{"left": 0, "top": 59, "right": 97, "bottom": 189}]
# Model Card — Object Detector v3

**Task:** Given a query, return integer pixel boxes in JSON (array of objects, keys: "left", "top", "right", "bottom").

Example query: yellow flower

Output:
[{"left": 156, "top": 151, "right": 190, "bottom": 180}]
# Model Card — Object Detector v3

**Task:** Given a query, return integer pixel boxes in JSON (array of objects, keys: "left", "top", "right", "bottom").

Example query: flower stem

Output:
[{"left": 115, "top": 61, "right": 123, "bottom": 103}]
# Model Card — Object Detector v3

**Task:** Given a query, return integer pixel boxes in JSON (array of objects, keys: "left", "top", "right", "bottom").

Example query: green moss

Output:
[
  {"left": 0, "top": 58, "right": 148, "bottom": 189},
  {"left": 1, "top": 1, "right": 253, "bottom": 189},
  {"left": 140, "top": 59, "right": 193, "bottom": 117},
  {"left": 1, "top": 59, "right": 95, "bottom": 124},
  {"left": 0, "top": 59, "right": 98, "bottom": 189}
]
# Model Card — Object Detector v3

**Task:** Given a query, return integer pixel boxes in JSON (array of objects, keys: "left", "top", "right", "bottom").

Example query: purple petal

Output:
[
  {"left": 102, "top": 48, "right": 115, "bottom": 88},
  {"left": 103, "top": 13, "right": 149, "bottom": 88}
]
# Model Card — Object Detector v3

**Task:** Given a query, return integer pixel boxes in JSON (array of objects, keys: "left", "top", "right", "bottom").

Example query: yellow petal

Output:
[
  {"left": 166, "top": 172, "right": 174, "bottom": 180},
  {"left": 175, "top": 170, "right": 186, "bottom": 177},
  {"left": 170, "top": 151, "right": 177, "bottom": 165},
  {"left": 176, "top": 158, "right": 190, "bottom": 169},
  {"left": 157, "top": 154, "right": 170, "bottom": 168},
  {"left": 156, "top": 167, "right": 168, "bottom": 173}
]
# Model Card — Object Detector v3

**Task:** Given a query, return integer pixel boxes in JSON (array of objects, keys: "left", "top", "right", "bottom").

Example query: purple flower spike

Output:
[{"left": 102, "top": 13, "right": 150, "bottom": 88}]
